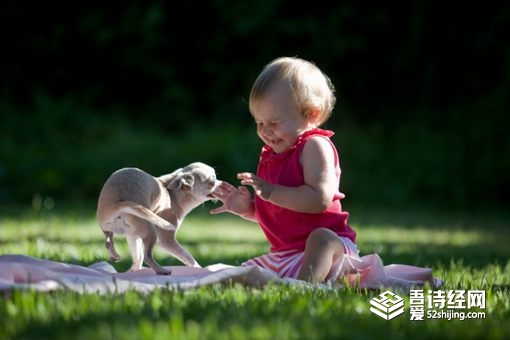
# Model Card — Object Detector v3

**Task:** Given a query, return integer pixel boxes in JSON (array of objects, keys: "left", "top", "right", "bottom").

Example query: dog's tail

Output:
[{"left": 114, "top": 201, "right": 176, "bottom": 230}]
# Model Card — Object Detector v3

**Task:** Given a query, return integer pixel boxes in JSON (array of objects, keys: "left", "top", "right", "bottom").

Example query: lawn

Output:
[{"left": 0, "top": 203, "right": 509, "bottom": 339}]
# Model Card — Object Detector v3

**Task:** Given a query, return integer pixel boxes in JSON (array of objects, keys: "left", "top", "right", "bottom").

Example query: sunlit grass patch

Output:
[{"left": 360, "top": 226, "right": 489, "bottom": 247}]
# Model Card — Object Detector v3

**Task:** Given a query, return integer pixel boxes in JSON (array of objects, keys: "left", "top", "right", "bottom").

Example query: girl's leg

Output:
[{"left": 297, "top": 228, "right": 345, "bottom": 283}]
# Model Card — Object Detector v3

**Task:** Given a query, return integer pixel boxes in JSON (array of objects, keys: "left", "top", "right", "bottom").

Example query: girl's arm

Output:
[{"left": 239, "top": 137, "right": 338, "bottom": 213}]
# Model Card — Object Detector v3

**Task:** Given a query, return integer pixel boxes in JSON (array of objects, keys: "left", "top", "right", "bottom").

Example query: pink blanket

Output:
[{"left": 0, "top": 254, "right": 441, "bottom": 294}]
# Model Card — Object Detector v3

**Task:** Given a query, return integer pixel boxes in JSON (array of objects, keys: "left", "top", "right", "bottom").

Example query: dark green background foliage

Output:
[{"left": 0, "top": 1, "right": 508, "bottom": 209}]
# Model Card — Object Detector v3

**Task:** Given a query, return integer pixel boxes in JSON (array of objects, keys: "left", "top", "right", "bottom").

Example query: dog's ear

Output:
[
  {"left": 159, "top": 168, "right": 181, "bottom": 189},
  {"left": 179, "top": 173, "right": 194, "bottom": 191},
  {"left": 160, "top": 168, "right": 195, "bottom": 192}
]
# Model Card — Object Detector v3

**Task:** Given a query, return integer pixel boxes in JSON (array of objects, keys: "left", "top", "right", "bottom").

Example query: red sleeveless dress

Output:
[{"left": 243, "top": 128, "right": 358, "bottom": 279}]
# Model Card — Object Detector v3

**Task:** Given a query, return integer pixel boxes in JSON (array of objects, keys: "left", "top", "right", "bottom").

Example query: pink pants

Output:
[{"left": 242, "top": 237, "right": 359, "bottom": 282}]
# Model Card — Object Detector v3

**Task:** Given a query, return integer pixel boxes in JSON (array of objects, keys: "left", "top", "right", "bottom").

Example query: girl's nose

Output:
[{"left": 262, "top": 125, "right": 273, "bottom": 136}]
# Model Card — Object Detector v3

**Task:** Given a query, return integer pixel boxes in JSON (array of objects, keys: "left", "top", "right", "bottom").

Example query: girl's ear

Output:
[{"left": 306, "top": 107, "right": 322, "bottom": 124}]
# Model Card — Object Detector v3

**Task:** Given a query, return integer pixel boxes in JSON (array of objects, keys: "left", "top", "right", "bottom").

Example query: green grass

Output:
[{"left": 0, "top": 203, "right": 509, "bottom": 339}]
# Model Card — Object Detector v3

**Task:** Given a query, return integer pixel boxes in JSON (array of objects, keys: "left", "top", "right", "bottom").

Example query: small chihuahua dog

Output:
[{"left": 96, "top": 162, "right": 221, "bottom": 275}]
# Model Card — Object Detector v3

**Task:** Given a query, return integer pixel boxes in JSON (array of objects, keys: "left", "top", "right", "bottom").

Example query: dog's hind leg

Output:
[
  {"left": 125, "top": 226, "right": 171, "bottom": 275},
  {"left": 103, "top": 231, "right": 122, "bottom": 262},
  {"left": 126, "top": 235, "right": 144, "bottom": 272},
  {"left": 142, "top": 231, "right": 172, "bottom": 275}
]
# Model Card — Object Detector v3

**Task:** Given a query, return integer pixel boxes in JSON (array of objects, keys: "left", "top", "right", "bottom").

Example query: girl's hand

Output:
[
  {"left": 237, "top": 172, "right": 273, "bottom": 201},
  {"left": 210, "top": 181, "right": 254, "bottom": 219}
]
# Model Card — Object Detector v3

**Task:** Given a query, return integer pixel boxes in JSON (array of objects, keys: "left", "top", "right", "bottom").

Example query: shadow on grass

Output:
[{"left": 7, "top": 285, "right": 507, "bottom": 340}]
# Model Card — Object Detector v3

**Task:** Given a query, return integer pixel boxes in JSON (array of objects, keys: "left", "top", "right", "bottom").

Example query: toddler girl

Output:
[{"left": 211, "top": 56, "right": 358, "bottom": 283}]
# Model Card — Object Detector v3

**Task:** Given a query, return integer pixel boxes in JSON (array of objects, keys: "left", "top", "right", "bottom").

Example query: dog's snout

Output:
[{"left": 206, "top": 179, "right": 221, "bottom": 196}]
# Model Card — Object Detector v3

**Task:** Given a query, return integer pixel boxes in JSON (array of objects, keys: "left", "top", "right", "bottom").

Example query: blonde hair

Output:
[{"left": 249, "top": 56, "right": 336, "bottom": 126}]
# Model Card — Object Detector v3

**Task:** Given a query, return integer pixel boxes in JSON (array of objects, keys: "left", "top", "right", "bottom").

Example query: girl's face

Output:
[{"left": 251, "top": 83, "right": 314, "bottom": 153}]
